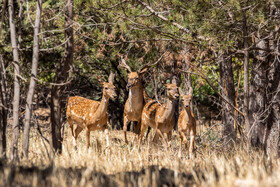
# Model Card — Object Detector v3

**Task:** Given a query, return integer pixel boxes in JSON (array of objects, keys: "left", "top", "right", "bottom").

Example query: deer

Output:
[
  {"left": 138, "top": 78, "right": 179, "bottom": 147},
  {"left": 178, "top": 87, "right": 196, "bottom": 158},
  {"left": 118, "top": 57, "right": 151, "bottom": 144},
  {"left": 66, "top": 72, "right": 117, "bottom": 149}
]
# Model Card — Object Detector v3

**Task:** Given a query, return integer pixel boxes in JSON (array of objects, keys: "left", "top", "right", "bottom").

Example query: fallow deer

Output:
[
  {"left": 66, "top": 73, "right": 117, "bottom": 149},
  {"left": 138, "top": 79, "right": 179, "bottom": 146},
  {"left": 178, "top": 87, "right": 196, "bottom": 158},
  {"left": 118, "top": 57, "right": 150, "bottom": 144}
]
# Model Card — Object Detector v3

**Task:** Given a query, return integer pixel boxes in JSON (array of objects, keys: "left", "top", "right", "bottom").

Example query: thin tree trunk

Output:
[
  {"left": 22, "top": 0, "right": 42, "bottom": 158},
  {"left": 219, "top": 54, "right": 236, "bottom": 143},
  {"left": 8, "top": 0, "right": 21, "bottom": 161},
  {"left": 183, "top": 46, "right": 193, "bottom": 110},
  {"left": 243, "top": 12, "right": 250, "bottom": 137},
  {"left": 51, "top": 0, "right": 74, "bottom": 153},
  {"left": 0, "top": 55, "right": 7, "bottom": 158}
]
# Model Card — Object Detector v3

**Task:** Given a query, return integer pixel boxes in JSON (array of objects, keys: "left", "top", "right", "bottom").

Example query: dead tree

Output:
[
  {"left": 51, "top": 0, "right": 74, "bottom": 153},
  {"left": 0, "top": 55, "right": 7, "bottom": 158},
  {"left": 22, "top": 0, "right": 42, "bottom": 158},
  {"left": 8, "top": 0, "right": 21, "bottom": 161}
]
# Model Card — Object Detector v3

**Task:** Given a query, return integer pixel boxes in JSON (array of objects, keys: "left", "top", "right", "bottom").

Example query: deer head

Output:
[
  {"left": 97, "top": 72, "right": 117, "bottom": 99},
  {"left": 179, "top": 87, "right": 193, "bottom": 108},
  {"left": 118, "top": 56, "right": 148, "bottom": 89},
  {"left": 165, "top": 79, "right": 179, "bottom": 100}
]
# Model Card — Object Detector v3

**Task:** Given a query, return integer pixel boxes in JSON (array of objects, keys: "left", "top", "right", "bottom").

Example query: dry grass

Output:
[{"left": 1, "top": 122, "right": 280, "bottom": 186}]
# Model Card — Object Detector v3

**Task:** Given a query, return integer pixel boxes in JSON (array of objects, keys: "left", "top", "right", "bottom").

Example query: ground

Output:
[{"left": 1, "top": 120, "right": 280, "bottom": 186}]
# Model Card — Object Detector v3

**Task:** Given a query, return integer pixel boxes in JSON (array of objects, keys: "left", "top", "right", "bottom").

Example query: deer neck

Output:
[
  {"left": 95, "top": 95, "right": 109, "bottom": 117},
  {"left": 128, "top": 83, "right": 143, "bottom": 110},
  {"left": 183, "top": 107, "right": 192, "bottom": 121},
  {"left": 162, "top": 99, "right": 176, "bottom": 120}
]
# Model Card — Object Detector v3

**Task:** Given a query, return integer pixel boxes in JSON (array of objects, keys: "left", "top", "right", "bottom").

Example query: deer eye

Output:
[{"left": 105, "top": 87, "right": 108, "bottom": 90}]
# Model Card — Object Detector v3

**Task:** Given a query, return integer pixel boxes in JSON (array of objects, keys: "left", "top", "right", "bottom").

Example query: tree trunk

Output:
[
  {"left": 0, "top": 55, "right": 7, "bottom": 158},
  {"left": 265, "top": 31, "right": 280, "bottom": 158},
  {"left": 22, "top": 0, "right": 42, "bottom": 158},
  {"left": 243, "top": 12, "right": 250, "bottom": 136},
  {"left": 219, "top": 54, "right": 236, "bottom": 143},
  {"left": 248, "top": 38, "right": 269, "bottom": 148},
  {"left": 51, "top": 0, "right": 74, "bottom": 153},
  {"left": 8, "top": 0, "right": 21, "bottom": 161}
]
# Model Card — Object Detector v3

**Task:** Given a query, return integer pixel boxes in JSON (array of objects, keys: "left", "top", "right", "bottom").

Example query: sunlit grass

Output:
[{"left": 1, "top": 123, "right": 280, "bottom": 186}]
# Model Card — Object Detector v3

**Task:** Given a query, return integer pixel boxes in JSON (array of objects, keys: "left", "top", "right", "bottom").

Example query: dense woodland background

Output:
[{"left": 0, "top": 0, "right": 280, "bottom": 162}]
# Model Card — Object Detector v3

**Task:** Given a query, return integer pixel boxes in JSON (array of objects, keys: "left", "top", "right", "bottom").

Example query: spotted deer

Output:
[
  {"left": 66, "top": 73, "right": 117, "bottom": 149},
  {"left": 138, "top": 79, "right": 179, "bottom": 146},
  {"left": 178, "top": 87, "right": 196, "bottom": 158},
  {"left": 118, "top": 57, "right": 150, "bottom": 143}
]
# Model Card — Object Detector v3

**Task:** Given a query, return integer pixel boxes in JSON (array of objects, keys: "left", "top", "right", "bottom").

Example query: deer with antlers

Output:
[
  {"left": 66, "top": 73, "right": 117, "bottom": 149},
  {"left": 138, "top": 78, "right": 179, "bottom": 146},
  {"left": 178, "top": 87, "right": 196, "bottom": 158},
  {"left": 118, "top": 57, "right": 151, "bottom": 143}
]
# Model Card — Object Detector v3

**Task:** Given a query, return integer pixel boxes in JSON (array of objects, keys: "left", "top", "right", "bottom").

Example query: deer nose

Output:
[
  {"left": 126, "top": 83, "right": 133, "bottom": 89},
  {"left": 175, "top": 94, "right": 179, "bottom": 99}
]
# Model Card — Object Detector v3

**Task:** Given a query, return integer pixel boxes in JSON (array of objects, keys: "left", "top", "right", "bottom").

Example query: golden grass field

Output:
[{"left": 1, "top": 121, "right": 280, "bottom": 186}]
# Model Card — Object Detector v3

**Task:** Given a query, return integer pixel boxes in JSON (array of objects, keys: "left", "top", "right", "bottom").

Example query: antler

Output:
[
  {"left": 108, "top": 72, "right": 115, "bottom": 83},
  {"left": 188, "top": 87, "right": 193, "bottom": 95},
  {"left": 118, "top": 56, "right": 132, "bottom": 73}
]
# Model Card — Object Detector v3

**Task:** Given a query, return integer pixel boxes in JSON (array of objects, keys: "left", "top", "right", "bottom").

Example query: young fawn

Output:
[
  {"left": 118, "top": 57, "right": 149, "bottom": 143},
  {"left": 66, "top": 73, "right": 117, "bottom": 149},
  {"left": 138, "top": 80, "right": 179, "bottom": 146},
  {"left": 178, "top": 87, "right": 196, "bottom": 158}
]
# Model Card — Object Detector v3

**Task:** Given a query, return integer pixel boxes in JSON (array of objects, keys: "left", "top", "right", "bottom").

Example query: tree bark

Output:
[
  {"left": 0, "top": 55, "right": 7, "bottom": 158},
  {"left": 22, "top": 0, "right": 42, "bottom": 158},
  {"left": 248, "top": 37, "right": 269, "bottom": 148},
  {"left": 243, "top": 12, "right": 250, "bottom": 137},
  {"left": 8, "top": 0, "right": 21, "bottom": 161},
  {"left": 51, "top": 0, "right": 74, "bottom": 153},
  {"left": 265, "top": 30, "right": 280, "bottom": 158},
  {"left": 219, "top": 54, "right": 236, "bottom": 143}
]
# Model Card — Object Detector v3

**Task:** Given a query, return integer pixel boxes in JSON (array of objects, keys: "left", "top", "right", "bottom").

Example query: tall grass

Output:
[{"left": 1, "top": 123, "right": 279, "bottom": 186}]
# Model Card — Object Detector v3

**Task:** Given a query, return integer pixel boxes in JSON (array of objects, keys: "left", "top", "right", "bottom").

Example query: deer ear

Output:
[{"left": 108, "top": 72, "right": 115, "bottom": 83}]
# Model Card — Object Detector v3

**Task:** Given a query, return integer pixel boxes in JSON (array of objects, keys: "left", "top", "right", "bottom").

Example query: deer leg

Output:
[
  {"left": 104, "top": 128, "right": 110, "bottom": 148},
  {"left": 144, "top": 126, "right": 151, "bottom": 142},
  {"left": 123, "top": 115, "right": 129, "bottom": 144},
  {"left": 179, "top": 132, "right": 183, "bottom": 158},
  {"left": 180, "top": 131, "right": 188, "bottom": 157},
  {"left": 134, "top": 121, "right": 141, "bottom": 135},
  {"left": 167, "top": 131, "right": 172, "bottom": 141},
  {"left": 138, "top": 122, "right": 147, "bottom": 146},
  {"left": 152, "top": 132, "right": 160, "bottom": 143},
  {"left": 74, "top": 126, "right": 83, "bottom": 149},
  {"left": 189, "top": 130, "right": 195, "bottom": 159},
  {"left": 86, "top": 128, "right": 90, "bottom": 149},
  {"left": 68, "top": 118, "right": 74, "bottom": 137},
  {"left": 155, "top": 127, "right": 167, "bottom": 147}
]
